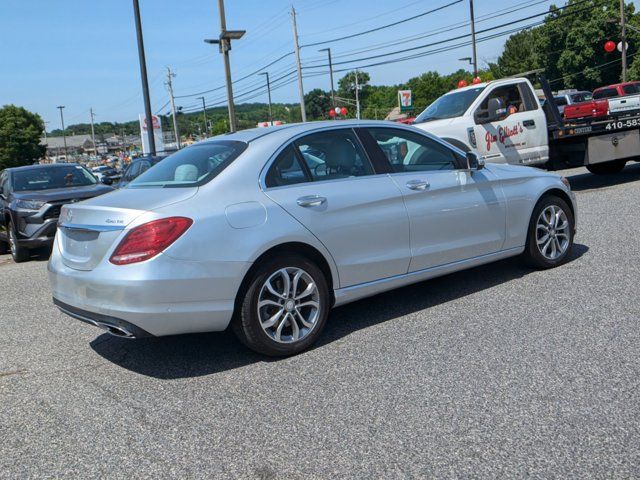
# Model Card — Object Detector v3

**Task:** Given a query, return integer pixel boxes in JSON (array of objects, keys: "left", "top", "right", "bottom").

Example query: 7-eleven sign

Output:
[{"left": 398, "top": 90, "right": 412, "bottom": 112}]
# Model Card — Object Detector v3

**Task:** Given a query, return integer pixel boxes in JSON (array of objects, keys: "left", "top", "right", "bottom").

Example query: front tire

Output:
[
  {"left": 523, "top": 195, "right": 574, "bottom": 269},
  {"left": 586, "top": 159, "right": 626, "bottom": 175},
  {"left": 232, "top": 254, "right": 330, "bottom": 357},
  {"left": 8, "top": 221, "right": 29, "bottom": 263}
]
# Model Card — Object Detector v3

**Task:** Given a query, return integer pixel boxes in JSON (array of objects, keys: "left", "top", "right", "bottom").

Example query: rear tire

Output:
[
  {"left": 8, "top": 222, "right": 29, "bottom": 263},
  {"left": 232, "top": 254, "right": 330, "bottom": 357},
  {"left": 586, "top": 159, "right": 626, "bottom": 175},
  {"left": 523, "top": 195, "right": 574, "bottom": 270}
]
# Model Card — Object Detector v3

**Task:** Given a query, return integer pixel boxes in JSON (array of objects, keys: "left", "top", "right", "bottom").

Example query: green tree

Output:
[
  {"left": 304, "top": 88, "right": 331, "bottom": 120},
  {"left": 337, "top": 70, "right": 371, "bottom": 99},
  {"left": 0, "top": 105, "right": 46, "bottom": 169},
  {"left": 497, "top": 0, "right": 639, "bottom": 90}
]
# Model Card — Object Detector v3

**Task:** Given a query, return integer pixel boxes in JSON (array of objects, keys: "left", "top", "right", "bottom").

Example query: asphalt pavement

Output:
[{"left": 1, "top": 164, "right": 639, "bottom": 479}]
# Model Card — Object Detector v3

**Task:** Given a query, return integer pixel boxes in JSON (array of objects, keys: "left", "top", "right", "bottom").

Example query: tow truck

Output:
[{"left": 412, "top": 70, "right": 640, "bottom": 175}]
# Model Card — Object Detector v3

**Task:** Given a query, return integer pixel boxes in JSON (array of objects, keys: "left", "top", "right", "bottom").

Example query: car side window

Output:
[
  {"left": 138, "top": 161, "right": 151, "bottom": 177},
  {"left": 265, "top": 145, "right": 310, "bottom": 188},
  {"left": 294, "top": 129, "right": 374, "bottom": 181},
  {"left": 124, "top": 162, "right": 140, "bottom": 181},
  {"left": 367, "top": 128, "right": 458, "bottom": 173},
  {"left": 477, "top": 84, "right": 529, "bottom": 121}
]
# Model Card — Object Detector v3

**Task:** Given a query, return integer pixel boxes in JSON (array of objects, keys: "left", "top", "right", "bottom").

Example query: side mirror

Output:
[
  {"left": 101, "top": 177, "right": 113, "bottom": 185},
  {"left": 466, "top": 151, "right": 485, "bottom": 171},
  {"left": 476, "top": 97, "right": 506, "bottom": 124}
]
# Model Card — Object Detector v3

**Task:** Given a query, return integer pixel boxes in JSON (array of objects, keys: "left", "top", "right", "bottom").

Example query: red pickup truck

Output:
[{"left": 563, "top": 81, "right": 640, "bottom": 121}]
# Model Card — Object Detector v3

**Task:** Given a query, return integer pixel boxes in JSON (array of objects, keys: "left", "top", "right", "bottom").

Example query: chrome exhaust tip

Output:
[{"left": 95, "top": 322, "right": 136, "bottom": 339}]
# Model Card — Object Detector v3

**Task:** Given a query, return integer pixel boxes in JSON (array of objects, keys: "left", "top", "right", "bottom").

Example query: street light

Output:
[
  {"left": 259, "top": 72, "right": 273, "bottom": 125},
  {"left": 56, "top": 106, "right": 67, "bottom": 160},
  {"left": 459, "top": 57, "right": 473, "bottom": 65},
  {"left": 204, "top": 0, "right": 246, "bottom": 133},
  {"left": 319, "top": 48, "right": 336, "bottom": 108}
]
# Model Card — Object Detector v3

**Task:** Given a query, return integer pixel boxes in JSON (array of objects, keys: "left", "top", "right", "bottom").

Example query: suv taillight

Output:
[{"left": 109, "top": 217, "right": 193, "bottom": 265}]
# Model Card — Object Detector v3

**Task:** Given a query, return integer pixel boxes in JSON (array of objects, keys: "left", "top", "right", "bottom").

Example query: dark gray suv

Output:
[{"left": 0, "top": 163, "right": 113, "bottom": 262}]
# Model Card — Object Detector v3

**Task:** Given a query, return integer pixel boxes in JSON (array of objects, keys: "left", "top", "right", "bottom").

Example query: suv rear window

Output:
[{"left": 128, "top": 141, "right": 247, "bottom": 188}]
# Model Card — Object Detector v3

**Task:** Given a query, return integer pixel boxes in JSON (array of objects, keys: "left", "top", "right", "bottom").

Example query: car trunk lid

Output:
[{"left": 56, "top": 187, "right": 196, "bottom": 271}]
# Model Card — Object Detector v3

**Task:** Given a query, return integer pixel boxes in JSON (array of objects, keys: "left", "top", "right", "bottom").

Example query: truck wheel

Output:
[
  {"left": 586, "top": 160, "right": 626, "bottom": 175},
  {"left": 232, "top": 254, "right": 330, "bottom": 357},
  {"left": 523, "top": 195, "right": 574, "bottom": 270},
  {"left": 8, "top": 222, "right": 29, "bottom": 263}
]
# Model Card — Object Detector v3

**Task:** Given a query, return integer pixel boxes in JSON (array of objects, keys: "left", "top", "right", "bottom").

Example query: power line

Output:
[
  {"left": 302, "top": 0, "right": 602, "bottom": 70},
  {"left": 300, "top": 0, "right": 463, "bottom": 48}
]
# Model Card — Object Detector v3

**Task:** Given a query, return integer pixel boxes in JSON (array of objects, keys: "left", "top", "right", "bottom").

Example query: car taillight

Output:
[{"left": 109, "top": 217, "right": 193, "bottom": 265}]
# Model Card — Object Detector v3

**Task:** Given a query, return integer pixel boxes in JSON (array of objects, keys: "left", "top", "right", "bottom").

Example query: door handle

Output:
[
  {"left": 523, "top": 119, "right": 536, "bottom": 127},
  {"left": 405, "top": 179, "right": 430, "bottom": 191},
  {"left": 296, "top": 195, "right": 326, "bottom": 207}
]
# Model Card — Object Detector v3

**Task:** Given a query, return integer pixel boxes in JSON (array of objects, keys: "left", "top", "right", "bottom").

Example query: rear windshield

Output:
[
  {"left": 622, "top": 83, "right": 640, "bottom": 95},
  {"left": 128, "top": 141, "right": 247, "bottom": 188},
  {"left": 12, "top": 165, "right": 97, "bottom": 191},
  {"left": 593, "top": 87, "right": 618, "bottom": 99}
]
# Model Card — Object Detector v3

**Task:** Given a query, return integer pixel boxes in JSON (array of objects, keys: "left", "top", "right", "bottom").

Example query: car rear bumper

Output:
[{"left": 48, "top": 246, "right": 250, "bottom": 337}]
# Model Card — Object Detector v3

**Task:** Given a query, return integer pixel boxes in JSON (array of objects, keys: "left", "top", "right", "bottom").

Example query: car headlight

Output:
[
  {"left": 561, "top": 177, "right": 571, "bottom": 189},
  {"left": 14, "top": 199, "right": 45, "bottom": 211}
]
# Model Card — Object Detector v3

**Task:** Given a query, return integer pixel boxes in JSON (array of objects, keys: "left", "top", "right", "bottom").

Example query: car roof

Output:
[
  {"left": 199, "top": 119, "right": 418, "bottom": 145},
  {"left": 594, "top": 81, "right": 640, "bottom": 91},
  {"left": 6, "top": 163, "right": 83, "bottom": 173}
]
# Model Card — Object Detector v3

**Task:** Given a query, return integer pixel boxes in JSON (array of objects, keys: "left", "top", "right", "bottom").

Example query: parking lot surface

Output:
[{"left": 1, "top": 165, "right": 639, "bottom": 478}]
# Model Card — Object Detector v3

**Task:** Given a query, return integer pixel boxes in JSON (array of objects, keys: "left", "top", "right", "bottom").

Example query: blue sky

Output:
[{"left": 2, "top": 0, "right": 573, "bottom": 129}]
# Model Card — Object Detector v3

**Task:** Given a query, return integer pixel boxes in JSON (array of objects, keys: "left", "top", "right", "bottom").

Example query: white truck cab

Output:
[{"left": 413, "top": 78, "right": 549, "bottom": 167}]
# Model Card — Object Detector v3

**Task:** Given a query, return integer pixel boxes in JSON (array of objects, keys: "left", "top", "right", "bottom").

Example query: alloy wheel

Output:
[
  {"left": 257, "top": 267, "right": 320, "bottom": 343},
  {"left": 536, "top": 205, "right": 570, "bottom": 260}
]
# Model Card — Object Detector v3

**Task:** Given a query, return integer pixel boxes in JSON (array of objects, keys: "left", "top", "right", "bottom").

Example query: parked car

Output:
[
  {"left": 116, "top": 155, "right": 166, "bottom": 188},
  {"left": 91, "top": 165, "right": 112, "bottom": 181},
  {"left": 49, "top": 121, "right": 576, "bottom": 356},
  {"left": 0, "top": 164, "right": 114, "bottom": 262},
  {"left": 553, "top": 90, "right": 592, "bottom": 115}
]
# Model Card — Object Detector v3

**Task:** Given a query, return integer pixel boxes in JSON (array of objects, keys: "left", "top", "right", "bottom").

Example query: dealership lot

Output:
[{"left": 1, "top": 165, "right": 639, "bottom": 478}]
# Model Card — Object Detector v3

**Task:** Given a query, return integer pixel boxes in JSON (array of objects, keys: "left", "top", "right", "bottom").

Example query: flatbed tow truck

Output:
[{"left": 412, "top": 70, "right": 640, "bottom": 175}]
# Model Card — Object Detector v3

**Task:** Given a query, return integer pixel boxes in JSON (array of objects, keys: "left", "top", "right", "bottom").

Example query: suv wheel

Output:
[
  {"left": 8, "top": 222, "right": 29, "bottom": 263},
  {"left": 232, "top": 254, "right": 330, "bottom": 356},
  {"left": 586, "top": 160, "right": 626, "bottom": 175}
]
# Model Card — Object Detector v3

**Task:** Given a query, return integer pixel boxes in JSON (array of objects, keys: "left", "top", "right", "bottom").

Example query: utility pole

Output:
[
  {"left": 319, "top": 47, "right": 336, "bottom": 108},
  {"left": 166, "top": 67, "right": 181, "bottom": 149},
  {"left": 621, "top": 0, "right": 628, "bottom": 82},
  {"left": 132, "top": 0, "right": 156, "bottom": 155},
  {"left": 89, "top": 108, "right": 97, "bottom": 157},
  {"left": 355, "top": 70, "right": 361, "bottom": 120},
  {"left": 469, "top": 0, "right": 478, "bottom": 78},
  {"left": 197, "top": 96, "right": 209, "bottom": 137},
  {"left": 259, "top": 72, "right": 273, "bottom": 125},
  {"left": 56, "top": 106, "right": 67, "bottom": 160},
  {"left": 291, "top": 6, "right": 307, "bottom": 122},
  {"left": 204, "top": 0, "right": 245, "bottom": 133}
]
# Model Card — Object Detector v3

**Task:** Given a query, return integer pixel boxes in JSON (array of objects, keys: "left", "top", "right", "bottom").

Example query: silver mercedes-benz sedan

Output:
[{"left": 49, "top": 120, "right": 576, "bottom": 356}]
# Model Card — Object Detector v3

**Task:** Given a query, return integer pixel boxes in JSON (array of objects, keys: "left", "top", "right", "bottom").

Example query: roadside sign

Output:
[
  {"left": 398, "top": 90, "right": 412, "bottom": 112},
  {"left": 139, "top": 114, "right": 164, "bottom": 155}
]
